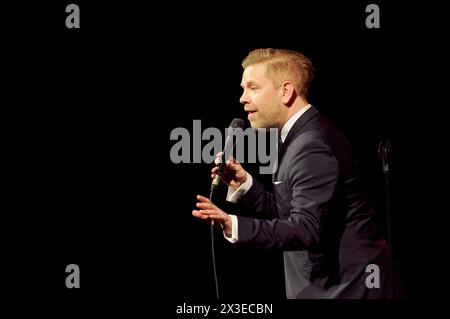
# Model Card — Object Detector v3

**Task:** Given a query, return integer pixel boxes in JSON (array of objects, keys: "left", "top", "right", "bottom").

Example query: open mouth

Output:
[{"left": 247, "top": 111, "right": 257, "bottom": 119}]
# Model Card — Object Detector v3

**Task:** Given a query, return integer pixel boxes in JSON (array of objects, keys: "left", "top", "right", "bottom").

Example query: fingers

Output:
[
  {"left": 195, "top": 201, "right": 218, "bottom": 214},
  {"left": 192, "top": 210, "right": 210, "bottom": 219},
  {"left": 226, "top": 162, "right": 239, "bottom": 171},
  {"left": 193, "top": 195, "right": 226, "bottom": 225},
  {"left": 192, "top": 209, "right": 222, "bottom": 221},
  {"left": 215, "top": 152, "right": 239, "bottom": 166},
  {"left": 192, "top": 209, "right": 215, "bottom": 217},
  {"left": 230, "top": 157, "right": 241, "bottom": 165},
  {"left": 212, "top": 160, "right": 238, "bottom": 173},
  {"left": 214, "top": 152, "right": 223, "bottom": 165},
  {"left": 211, "top": 166, "right": 218, "bottom": 179},
  {"left": 196, "top": 202, "right": 213, "bottom": 209},
  {"left": 196, "top": 194, "right": 211, "bottom": 203},
  {"left": 194, "top": 196, "right": 216, "bottom": 214}
]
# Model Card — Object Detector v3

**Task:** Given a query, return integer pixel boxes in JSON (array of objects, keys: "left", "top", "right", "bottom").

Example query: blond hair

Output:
[{"left": 242, "top": 48, "right": 314, "bottom": 97}]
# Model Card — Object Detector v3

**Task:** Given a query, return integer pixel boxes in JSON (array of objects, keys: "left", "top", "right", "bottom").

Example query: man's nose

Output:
[{"left": 239, "top": 91, "right": 249, "bottom": 105}]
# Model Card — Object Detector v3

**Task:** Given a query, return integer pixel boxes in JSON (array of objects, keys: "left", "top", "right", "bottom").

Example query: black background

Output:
[{"left": 3, "top": 0, "right": 449, "bottom": 316}]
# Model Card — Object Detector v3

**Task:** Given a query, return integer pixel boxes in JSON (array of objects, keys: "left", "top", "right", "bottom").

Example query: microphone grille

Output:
[{"left": 229, "top": 118, "right": 245, "bottom": 129}]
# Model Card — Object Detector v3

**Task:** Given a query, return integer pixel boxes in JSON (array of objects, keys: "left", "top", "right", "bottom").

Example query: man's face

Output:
[{"left": 240, "top": 64, "right": 284, "bottom": 129}]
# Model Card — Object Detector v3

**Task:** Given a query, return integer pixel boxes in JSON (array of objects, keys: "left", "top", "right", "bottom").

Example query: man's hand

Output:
[
  {"left": 212, "top": 152, "right": 248, "bottom": 189},
  {"left": 192, "top": 195, "right": 232, "bottom": 236}
]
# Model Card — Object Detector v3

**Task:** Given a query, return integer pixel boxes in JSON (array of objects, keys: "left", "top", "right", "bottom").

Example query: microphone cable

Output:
[{"left": 209, "top": 181, "right": 220, "bottom": 300}]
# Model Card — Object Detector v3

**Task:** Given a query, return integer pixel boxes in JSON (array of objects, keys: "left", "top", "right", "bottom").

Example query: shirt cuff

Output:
[
  {"left": 226, "top": 173, "right": 253, "bottom": 203},
  {"left": 224, "top": 214, "right": 238, "bottom": 243}
]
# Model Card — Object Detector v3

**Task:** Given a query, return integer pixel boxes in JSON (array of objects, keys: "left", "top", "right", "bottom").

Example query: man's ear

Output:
[{"left": 281, "top": 81, "right": 296, "bottom": 105}]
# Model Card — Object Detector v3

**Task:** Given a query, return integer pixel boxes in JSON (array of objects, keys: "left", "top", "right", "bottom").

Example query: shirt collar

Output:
[{"left": 280, "top": 104, "right": 312, "bottom": 142}]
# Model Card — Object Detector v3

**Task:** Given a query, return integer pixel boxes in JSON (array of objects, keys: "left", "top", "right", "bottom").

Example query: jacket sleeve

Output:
[
  {"left": 236, "top": 136, "right": 339, "bottom": 250},
  {"left": 236, "top": 177, "right": 279, "bottom": 220}
]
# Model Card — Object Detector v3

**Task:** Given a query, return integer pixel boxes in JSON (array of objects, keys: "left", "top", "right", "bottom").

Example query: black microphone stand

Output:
[
  {"left": 378, "top": 140, "right": 392, "bottom": 245},
  {"left": 378, "top": 140, "right": 396, "bottom": 297}
]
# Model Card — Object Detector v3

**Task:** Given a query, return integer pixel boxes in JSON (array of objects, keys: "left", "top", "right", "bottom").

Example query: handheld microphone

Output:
[{"left": 212, "top": 118, "right": 245, "bottom": 187}]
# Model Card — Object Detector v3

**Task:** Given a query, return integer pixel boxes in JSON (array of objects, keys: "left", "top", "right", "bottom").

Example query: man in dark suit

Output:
[{"left": 193, "top": 48, "right": 394, "bottom": 298}]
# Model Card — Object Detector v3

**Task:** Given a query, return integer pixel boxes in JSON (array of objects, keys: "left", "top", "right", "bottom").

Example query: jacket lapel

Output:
[
  {"left": 273, "top": 106, "right": 319, "bottom": 182},
  {"left": 279, "top": 106, "right": 319, "bottom": 158}
]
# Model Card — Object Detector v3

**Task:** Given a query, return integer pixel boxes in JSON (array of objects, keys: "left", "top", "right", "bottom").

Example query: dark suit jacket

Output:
[{"left": 236, "top": 106, "right": 393, "bottom": 298}]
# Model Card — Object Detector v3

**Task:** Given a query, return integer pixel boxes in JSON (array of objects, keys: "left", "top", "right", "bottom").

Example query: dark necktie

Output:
[
  {"left": 273, "top": 132, "right": 283, "bottom": 182},
  {"left": 278, "top": 132, "right": 283, "bottom": 155}
]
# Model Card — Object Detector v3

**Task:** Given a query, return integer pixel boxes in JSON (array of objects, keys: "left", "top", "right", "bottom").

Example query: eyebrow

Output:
[{"left": 240, "top": 81, "right": 257, "bottom": 89}]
